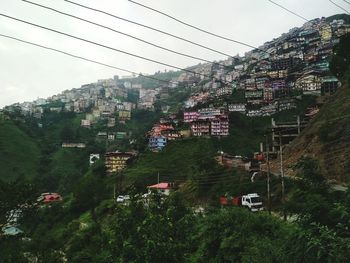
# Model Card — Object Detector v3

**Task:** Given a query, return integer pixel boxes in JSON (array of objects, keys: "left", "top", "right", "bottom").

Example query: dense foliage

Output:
[
  {"left": 330, "top": 33, "right": 350, "bottom": 82},
  {"left": 2, "top": 156, "right": 350, "bottom": 262}
]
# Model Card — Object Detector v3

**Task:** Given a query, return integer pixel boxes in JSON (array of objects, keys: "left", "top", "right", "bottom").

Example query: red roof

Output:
[
  {"left": 148, "top": 182, "right": 174, "bottom": 190},
  {"left": 43, "top": 193, "right": 62, "bottom": 203}
]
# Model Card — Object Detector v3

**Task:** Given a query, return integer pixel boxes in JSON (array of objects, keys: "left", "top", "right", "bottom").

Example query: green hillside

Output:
[
  {"left": 326, "top": 14, "right": 350, "bottom": 24},
  {"left": 0, "top": 118, "right": 40, "bottom": 181},
  {"left": 281, "top": 34, "right": 350, "bottom": 182}
]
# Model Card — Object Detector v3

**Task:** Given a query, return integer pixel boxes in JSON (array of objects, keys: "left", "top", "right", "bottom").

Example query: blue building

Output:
[{"left": 149, "top": 136, "right": 167, "bottom": 152}]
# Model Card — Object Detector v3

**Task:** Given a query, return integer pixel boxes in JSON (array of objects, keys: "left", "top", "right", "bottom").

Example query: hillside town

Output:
[
  {"left": 5, "top": 17, "right": 349, "bottom": 118},
  {"left": 2, "top": 16, "right": 350, "bottom": 160}
]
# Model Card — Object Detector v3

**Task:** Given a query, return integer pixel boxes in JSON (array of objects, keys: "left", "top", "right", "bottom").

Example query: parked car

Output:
[{"left": 116, "top": 195, "right": 130, "bottom": 203}]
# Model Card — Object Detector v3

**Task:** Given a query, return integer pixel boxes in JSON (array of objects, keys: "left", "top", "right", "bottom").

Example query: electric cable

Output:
[
  {"left": 23, "top": 0, "right": 227, "bottom": 68},
  {"left": 63, "top": 0, "right": 234, "bottom": 58},
  {"left": 0, "top": 33, "right": 177, "bottom": 85},
  {"left": 328, "top": 0, "right": 350, "bottom": 14},
  {"left": 127, "top": 0, "right": 270, "bottom": 54},
  {"left": 266, "top": 0, "right": 309, "bottom": 21},
  {"left": 0, "top": 13, "right": 229, "bottom": 85}
]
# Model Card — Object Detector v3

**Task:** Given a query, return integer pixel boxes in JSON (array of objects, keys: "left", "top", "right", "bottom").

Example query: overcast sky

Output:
[{"left": 0, "top": 0, "right": 347, "bottom": 107}]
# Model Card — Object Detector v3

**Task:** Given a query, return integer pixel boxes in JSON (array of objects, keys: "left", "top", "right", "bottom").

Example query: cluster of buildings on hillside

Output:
[
  {"left": 184, "top": 108, "right": 229, "bottom": 137},
  {"left": 1, "top": 192, "right": 63, "bottom": 237},
  {"left": 148, "top": 118, "right": 182, "bottom": 152},
  {"left": 4, "top": 75, "right": 156, "bottom": 121},
  {"left": 182, "top": 17, "right": 349, "bottom": 117},
  {"left": 80, "top": 100, "right": 134, "bottom": 129},
  {"left": 5, "top": 17, "right": 349, "bottom": 121}
]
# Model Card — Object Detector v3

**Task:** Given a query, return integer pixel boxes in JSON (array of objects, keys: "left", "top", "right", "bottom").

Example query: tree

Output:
[
  {"left": 330, "top": 33, "right": 350, "bottom": 81},
  {"left": 60, "top": 124, "right": 75, "bottom": 142}
]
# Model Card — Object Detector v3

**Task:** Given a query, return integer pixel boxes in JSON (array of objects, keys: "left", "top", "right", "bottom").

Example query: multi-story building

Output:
[
  {"left": 228, "top": 104, "right": 246, "bottom": 113},
  {"left": 245, "top": 90, "right": 263, "bottom": 100},
  {"left": 319, "top": 24, "right": 332, "bottom": 42},
  {"left": 81, "top": 119, "right": 91, "bottom": 128},
  {"left": 162, "top": 130, "right": 182, "bottom": 141},
  {"left": 278, "top": 99, "right": 296, "bottom": 111},
  {"left": 244, "top": 78, "right": 256, "bottom": 90},
  {"left": 271, "top": 57, "right": 296, "bottom": 70},
  {"left": 105, "top": 152, "right": 134, "bottom": 173},
  {"left": 216, "top": 86, "right": 232, "bottom": 97},
  {"left": 190, "top": 121, "right": 210, "bottom": 137},
  {"left": 198, "top": 107, "right": 226, "bottom": 120},
  {"left": 210, "top": 116, "right": 229, "bottom": 136},
  {"left": 321, "top": 76, "right": 340, "bottom": 96},
  {"left": 295, "top": 74, "right": 322, "bottom": 95},
  {"left": 267, "top": 70, "right": 288, "bottom": 79},
  {"left": 272, "top": 79, "right": 288, "bottom": 98},
  {"left": 184, "top": 111, "right": 199, "bottom": 123},
  {"left": 149, "top": 136, "right": 167, "bottom": 152},
  {"left": 118, "top": 110, "right": 131, "bottom": 123},
  {"left": 263, "top": 87, "right": 274, "bottom": 102},
  {"left": 255, "top": 77, "right": 270, "bottom": 90}
]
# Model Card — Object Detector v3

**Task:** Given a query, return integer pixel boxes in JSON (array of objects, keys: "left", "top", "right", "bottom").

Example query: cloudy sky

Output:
[{"left": 0, "top": 0, "right": 348, "bottom": 107}]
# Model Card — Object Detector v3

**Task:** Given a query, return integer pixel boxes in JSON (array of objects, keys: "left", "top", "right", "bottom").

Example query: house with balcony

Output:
[
  {"left": 210, "top": 115, "right": 229, "bottom": 136},
  {"left": 263, "top": 87, "right": 274, "bottom": 102},
  {"left": 190, "top": 121, "right": 210, "bottom": 137},
  {"left": 149, "top": 136, "right": 167, "bottom": 152},
  {"left": 245, "top": 90, "right": 263, "bottom": 103},
  {"left": 198, "top": 107, "right": 226, "bottom": 120},
  {"left": 118, "top": 110, "right": 131, "bottom": 123},
  {"left": 228, "top": 104, "right": 246, "bottom": 113},
  {"left": 105, "top": 151, "right": 134, "bottom": 173},
  {"left": 321, "top": 76, "right": 340, "bottom": 96},
  {"left": 255, "top": 77, "right": 270, "bottom": 90},
  {"left": 272, "top": 79, "right": 288, "bottom": 98},
  {"left": 216, "top": 86, "right": 232, "bottom": 97},
  {"left": 295, "top": 73, "right": 322, "bottom": 95},
  {"left": 184, "top": 111, "right": 199, "bottom": 123},
  {"left": 319, "top": 24, "right": 332, "bottom": 42},
  {"left": 162, "top": 130, "right": 182, "bottom": 141}
]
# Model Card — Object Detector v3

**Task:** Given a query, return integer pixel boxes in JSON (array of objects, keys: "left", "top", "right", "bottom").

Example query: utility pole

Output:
[
  {"left": 279, "top": 133, "right": 286, "bottom": 221},
  {"left": 157, "top": 171, "right": 160, "bottom": 184},
  {"left": 265, "top": 135, "right": 271, "bottom": 214}
]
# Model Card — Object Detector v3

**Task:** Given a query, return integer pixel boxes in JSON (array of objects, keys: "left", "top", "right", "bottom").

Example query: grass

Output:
[{"left": 0, "top": 119, "right": 41, "bottom": 181}]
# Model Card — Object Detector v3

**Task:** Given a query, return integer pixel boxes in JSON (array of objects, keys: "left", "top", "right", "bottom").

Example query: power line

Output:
[
  {"left": 266, "top": 0, "right": 309, "bottom": 21},
  {"left": 0, "top": 13, "right": 228, "bottom": 85},
  {"left": 162, "top": 176, "right": 268, "bottom": 186},
  {"left": 63, "top": 0, "right": 234, "bottom": 59},
  {"left": 127, "top": 0, "right": 269, "bottom": 54},
  {"left": 0, "top": 33, "right": 177, "bottom": 85},
  {"left": 342, "top": 0, "right": 350, "bottom": 5},
  {"left": 23, "top": 0, "right": 227, "bottom": 68},
  {"left": 328, "top": 0, "right": 350, "bottom": 14}
]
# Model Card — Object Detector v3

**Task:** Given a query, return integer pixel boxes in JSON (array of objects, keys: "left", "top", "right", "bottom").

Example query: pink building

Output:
[
  {"left": 184, "top": 111, "right": 199, "bottom": 123},
  {"left": 210, "top": 116, "right": 229, "bottom": 136},
  {"left": 190, "top": 121, "right": 210, "bottom": 137}
]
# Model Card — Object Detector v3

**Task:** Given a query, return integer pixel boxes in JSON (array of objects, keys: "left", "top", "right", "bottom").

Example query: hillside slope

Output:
[
  {"left": 0, "top": 118, "right": 41, "bottom": 181},
  {"left": 280, "top": 85, "right": 350, "bottom": 183}
]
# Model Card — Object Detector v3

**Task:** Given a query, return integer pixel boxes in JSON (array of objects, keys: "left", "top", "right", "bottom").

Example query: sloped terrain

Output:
[
  {"left": 0, "top": 118, "right": 41, "bottom": 181},
  {"left": 280, "top": 85, "right": 350, "bottom": 183}
]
